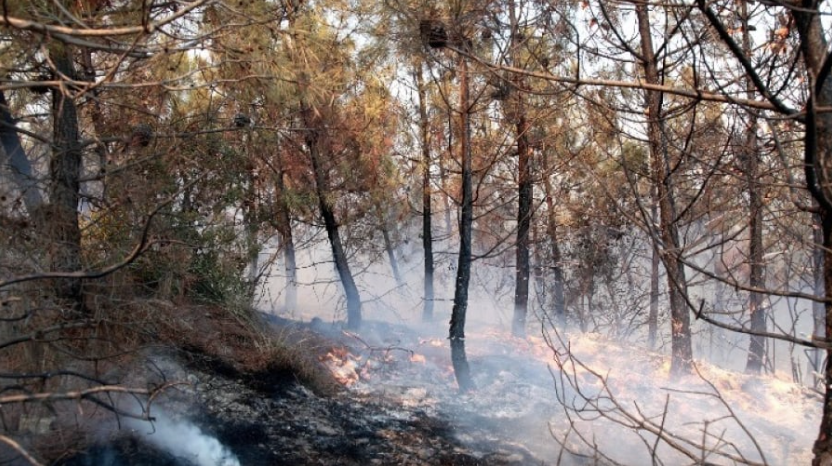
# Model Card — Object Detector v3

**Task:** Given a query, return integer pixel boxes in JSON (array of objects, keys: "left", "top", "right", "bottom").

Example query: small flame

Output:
[
  {"left": 410, "top": 353, "right": 426, "bottom": 363},
  {"left": 419, "top": 338, "right": 445, "bottom": 348},
  {"left": 321, "top": 348, "right": 361, "bottom": 386}
]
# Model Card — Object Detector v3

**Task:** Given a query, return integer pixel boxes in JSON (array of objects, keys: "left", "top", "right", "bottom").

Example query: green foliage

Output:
[{"left": 187, "top": 247, "right": 252, "bottom": 306}]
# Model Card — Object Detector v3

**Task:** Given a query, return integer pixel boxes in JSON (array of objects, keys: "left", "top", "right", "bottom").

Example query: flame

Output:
[
  {"left": 320, "top": 347, "right": 361, "bottom": 386},
  {"left": 410, "top": 353, "right": 426, "bottom": 363},
  {"left": 419, "top": 338, "right": 445, "bottom": 347}
]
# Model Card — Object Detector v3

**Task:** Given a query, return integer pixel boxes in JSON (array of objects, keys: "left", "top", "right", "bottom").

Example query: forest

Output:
[{"left": 1, "top": 0, "right": 831, "bottom": 464}]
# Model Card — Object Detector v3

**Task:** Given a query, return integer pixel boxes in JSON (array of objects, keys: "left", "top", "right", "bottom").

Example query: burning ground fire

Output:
[{"left": 318, "top": 323, "right": 820, "bottom": 464}]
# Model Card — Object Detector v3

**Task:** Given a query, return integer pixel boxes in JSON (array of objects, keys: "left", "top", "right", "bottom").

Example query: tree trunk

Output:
[
  {"left": 510, "top": 0, "right": 532, "bottom": 338},
  {"left": 80, "top": 48, "right": 109, "bottom": 200},
  {"left": 648, "top": 188, "right": 660, "bottom": 349},
  {"left": 813, "top": 212, "right": 825, "bottom": 389},
  {"left": 0, "top": 91, "right": 42, "bottom": 213},
  {"left": 449, "top": 56, "right": 474, "bottom": 393},
  {"left": 376, "top": 202, "right": 402, "bottom": 285},
  {"left": 542, "top": 167, "right": 566, "bottom": 328},
  {"left": 415, "top": 65, "right": 435, "bottom": 322},
  {"left": 636, "top": 3, "right": 692, "bottom": 376},
  {"left": 282, "top": 215, "right": 298, "bottom": 313},
  {"left": 49, "top": 44, "right": 84, "bottom": 313},
  {"left": 739, "top": 0, "right": 767, "bottom": 374},
  {"left": 815, "top": 209, "right": 832, "bottom": 465},
  {"left": 243, "top": 134, "right": 260, "bottom": 294},
  {"left": 791, "top": 6, "right": 832, "bottom": 463},
  {"left": 442, "top": 108, "right": 454, "bottom": 237},
  {"left": 272, "top": 150, "right": 297, "bottom": 312},
  {"left": 304, "top": 108, "right": 362, "bottom": 329},
  {"left": 277, "top": 191, "right": 297, "bottom": 313}
]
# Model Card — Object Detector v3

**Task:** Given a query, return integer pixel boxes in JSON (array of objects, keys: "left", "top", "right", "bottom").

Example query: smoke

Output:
[{"left": 126, "top": 411, "right": 240, "bottom": 466}]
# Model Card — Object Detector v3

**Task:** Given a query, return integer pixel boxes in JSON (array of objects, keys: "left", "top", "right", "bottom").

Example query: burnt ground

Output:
[
  {"left": 51, "top": 317, "right": 544, "bottom": 466},
  {"left": 190, "top": 348, "right": 540, "bottom": 465}
]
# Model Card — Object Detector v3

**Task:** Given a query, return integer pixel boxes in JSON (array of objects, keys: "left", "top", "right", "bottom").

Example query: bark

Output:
[
  {"left": 80, "top": 48, "right": 109, "bottom": 198},
  {"left": 442, "top": 108, "right": 453, "bottom": 236},
  {"left": 542, "top": 153, "right": 566, "bottom": 328},
  {"left": 0, "top": 91, "right": 42, "bottom": 212},
  {"left": 243, "top": 133, "right": 260, "bottom": 293},
  {"left": 636, "top": 4, "right": 692, "bottom": 376},
  {"left": 303, "top": 108, "right": 362, "bottom": 329},
  {"left": 49, "top": 44, "right": 84, "bottom": 313},
  {"left": 512, "top": 141, "right": 532, "bottom": 336},
  {"left": 740, "top": 0, "right": 767, "bottom": 374},
  {"left": 274, "top": 167, "right": 297, "bottom": 312},
  {"left": 449, "top": 56, "right": 474, "bottom": 393},
  {"left": 510, "top": 0, "right": 532, "bottom": 338},
  {"left": 792, "top": 3, "right": 832, "bottom": 463},
  {"left": 813, "top": 212, "right": 825, "bottom": 389},
  {"left": 415, "top": 65, "right": 435, "bottom": 322},
  {"left": 376, "top": 202, "right": 402, "bottom": 285},
  {"left": 816, "top": 209, "right": 832, "bottom": 465},
  {"left": 648, "top": 187, "right": 660, "bottom": 349}
]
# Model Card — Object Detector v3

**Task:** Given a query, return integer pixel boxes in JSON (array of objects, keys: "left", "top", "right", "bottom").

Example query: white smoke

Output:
[{"left": 127, "top": 411, "right": 240, "bottom": 466}]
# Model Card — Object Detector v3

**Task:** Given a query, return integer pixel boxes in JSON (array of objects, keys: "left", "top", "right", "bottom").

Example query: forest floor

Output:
[{"left": 43, "top": 310, "right": 822, "bottom": 466}]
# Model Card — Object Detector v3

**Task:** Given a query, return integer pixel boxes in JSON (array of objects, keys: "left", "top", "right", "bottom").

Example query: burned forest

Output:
[{"left": 1, "top": 0, "right": 830, "bottom": 465}]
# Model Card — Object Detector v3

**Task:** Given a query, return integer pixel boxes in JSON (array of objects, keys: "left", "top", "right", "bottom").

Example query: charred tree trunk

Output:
[
  {"left": 636, "top": 4, "right": 692, "bottom": 376},
  {"left": 813, "top": 212, "right": 825, "bottom": 388},
  {"left": 510, "top": 0, "right": 532, "bottom": 338},
  {"left": 816, "top": 208, "right": 832, "bottom": 464},
  {"left": 442, "top": 108, "right": 454, "bottom": 237},
  {"left": 649, "top": 187, "right": 660, "bottom": 349},
  {"left": 741, "top": 0, "right": 766, "bottom": 374},
  {"left": 415, "top": 65, "right": 435, "bottom": 321},
  {"left": 0, "top": 91, "right": 42, "bottom": 212},
  {"left": 449, "top": 56, "right": 474, "bottom": 392},
  {"left": 542, "top": 164, "right": 566, "bottom": 328},
  {"left": 512, "top": 119, "right": 532, "bottom": 337},
  {"left": 303, "top": 108, "right": 362, "bottom": 329},
  {"left": 790, "top": 5, "right": 832, "bottom": 463},
  {"left": 376, "top": 202, "right": 402, "bottom": 285},
  {"left": 792, "top": 4, "right": 832, "bottom": 462},
  {"left": 49, "top": 45, "right": 84, "bottom": 313}
]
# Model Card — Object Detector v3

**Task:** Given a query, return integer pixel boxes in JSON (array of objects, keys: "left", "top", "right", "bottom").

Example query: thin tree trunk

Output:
[
  {"left": 80, "top": 48, "right": 109, "bottom": 200},
  {"left": 49, "top": 44, "right": 84, "bottom": 313},
  {"left": 303, "top": 107, "right": 362, "bottom": 329},
  {"left": 376, "top": 202, "right": 402, "bottom": 285},
  {"left": 532, "top": 222, "right": 546, "bottom": 316},
  {"left": 276, "top": 181, "right": 297, "bottom": 312},
  {"left": 272, "top": 148, "right": 297, "bottom": 312},
  {"left": 636, "top": 4, "right": 692, "bottom": 376},
  {"left": 509, "top": 0, "right": 532, "bottom": 338},
  {"left": 243, "top": 133, "right": 260, "bottom": 294},
  {"left": 649, "top": 186, "right": 660, "bottom": 349},
  {"left": 741, "top": 0, "right": 766, "bottom": 374},
  {"left": 449, "top": 56, "right": 474, "bottom": 392},
  {"left": 0, "top": 91, "right": 42, "bottom": 213},
  {"left": 415, "top": 65, "right": 435, "bottom": 321},
  {"left": 282, "top": 215, "right": 297, "bottom": 313},
  {"left": 814, "top": 212, "right": 825, "bottom": 389},
  {"left": 542, "top": 167, "right": 566, "bottom": 328},
  {"left": 442, "top": 108, "right": 453, "bottom": 237}
]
